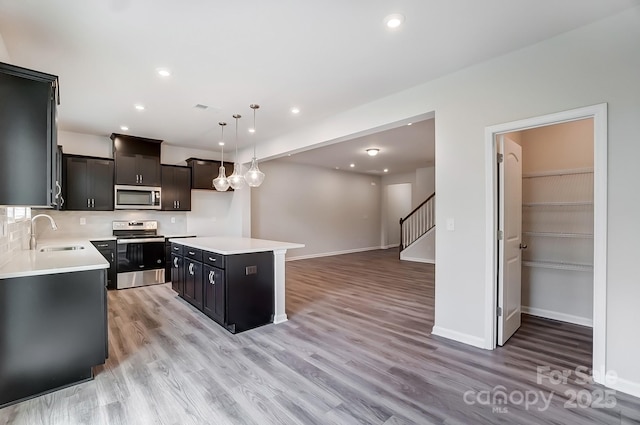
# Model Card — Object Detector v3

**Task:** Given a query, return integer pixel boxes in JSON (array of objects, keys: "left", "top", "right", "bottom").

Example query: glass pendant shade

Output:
[
  {"left": 228, "top": 162, "right": 246, "bottom": 190},
  {"left": 213, "top": 165, "right": 230, "bottom": 191},
  {"left": 245, "top": 157, "right": 265, "bottom": 187}
]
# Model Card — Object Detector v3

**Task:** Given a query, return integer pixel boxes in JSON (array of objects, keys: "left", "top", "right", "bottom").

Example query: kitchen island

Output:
[
  {"left": 0, "top": 240, "right": 109, "bottom": 408},
  {"left": 168, "top": 237, "right": 304, "bottom": 332}
]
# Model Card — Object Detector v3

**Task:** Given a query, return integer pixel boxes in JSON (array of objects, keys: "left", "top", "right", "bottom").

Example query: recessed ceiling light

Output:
[
  {"left": 384, "top": 14, "right": 405, "bottom": 29},
  {"left": 157, "top": 68, "right": 171, "bottom": 77},
  {"left": 120, "top": 126, "right": 129, "bottom": 131},
  {"left": 350, "top": 163, "right": 355, "bottom": 168},
  {"left": 218, "top": 142, "right": 224, "bottom": 146},
  {"left": 291, "top": 107, "right": 300, "bottom": 114},
  {"left": 248, "top": 128, "right": 256, "bottom": 133},
  {"left": 407, "top": 122, "right": 412, "bottom": 126},
  {"left": 366, "top": 148, "right": 380, "bottom": 157},
  {"left": 335, "top": 166, "right": 340, "bottom": 170},
  {"left": 383, "top": 168, "right": 389, "bottom": 173},
  {"left": 134, "top": 104, "right": 145, "bottom": 111}
]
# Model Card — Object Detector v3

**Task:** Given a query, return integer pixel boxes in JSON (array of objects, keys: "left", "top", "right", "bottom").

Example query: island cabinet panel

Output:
[
  {"left": 183, "top": 254, "right": 203, "bottom": 310},
  {"left": 0, "top": 269, "right": 107, "bottom": 408},
  {"left": 171, "top": 253, "right": 184, "bottom": 296},
  {"left": 203, "top": 264, "right": 225, "bottom": 325}
]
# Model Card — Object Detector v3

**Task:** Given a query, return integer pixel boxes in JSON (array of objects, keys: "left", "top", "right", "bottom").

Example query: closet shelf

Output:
[
  {"left": 523, "top": 201, "right": 594, "bottom": 207},
  {"left": 523, "top": 168, "right": 594, "bottom": 178},
  {"left": 523, "top": 260, "right": 593, "bottom": 272},
  {"left": 522, "top": 231, "right": 593, "bottom": 239}
]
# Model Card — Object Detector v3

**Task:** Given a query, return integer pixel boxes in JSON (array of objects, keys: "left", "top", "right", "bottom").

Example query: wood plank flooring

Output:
[{"left": 1, "top": 249, "right": 639, "bottom": 424}]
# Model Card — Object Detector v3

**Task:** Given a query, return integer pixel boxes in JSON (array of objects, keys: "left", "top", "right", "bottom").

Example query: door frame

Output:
[{"left": 483, "top": 103, "right": 607, "bottom": 384}]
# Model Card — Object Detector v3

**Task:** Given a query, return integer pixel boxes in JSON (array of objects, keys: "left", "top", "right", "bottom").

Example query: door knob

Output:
[{"left": 520, "top": 243, "right": 528, "bottom": 250}]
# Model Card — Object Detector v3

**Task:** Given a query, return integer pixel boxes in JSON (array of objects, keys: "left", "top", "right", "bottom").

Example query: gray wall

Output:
[{"left": 251, "top": 159, "right": 382, "bottom": 259}]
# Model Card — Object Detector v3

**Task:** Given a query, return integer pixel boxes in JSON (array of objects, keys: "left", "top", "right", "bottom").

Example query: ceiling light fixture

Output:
[
  {"left": 366, "top": 148, "right": 380, "bottom": 157},
  {"left": 134, "top": 104, "right": 145, "bottom": 111},
  {"left": 384, "top": 168, "right": 389, "bottom": 173},
  {"left": 120, "top": 126, "right": 129, "bottom": 131},
  {"left": 228, "top": 114, "right": 246, "bottom": 190},
  {"left": 384, "top": 14, "right": 405, "bottom": 29},
  {"left": 350, "top": 163, "right": 355, "bottom": 168},
  {"left": 244, "top": 104, "right": 266, "bottom": 188},
  {"left": 291, "top": 107, "right": 300, "bottom": 114},
  {"left": 157, "top": 68, "right": 171, "bottom": 77},
  {"left": 213, "top": 122, "right": 230, "bottom": 191},
  {"left": 407, "top": 122, "right": 412, "bottom": 126}
]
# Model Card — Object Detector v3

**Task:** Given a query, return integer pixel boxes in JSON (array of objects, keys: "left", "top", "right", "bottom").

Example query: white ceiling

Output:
[{"left": 0, "top": 0, "right": 638, "bottom": 170}]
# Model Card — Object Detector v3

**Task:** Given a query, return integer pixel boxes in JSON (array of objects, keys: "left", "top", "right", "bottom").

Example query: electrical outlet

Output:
[
  {"left": 171, "top": 217, "right": 176, "bottom": 224},
  {"left": 80, "top": 217, "right": 86, "bottom": 225}
]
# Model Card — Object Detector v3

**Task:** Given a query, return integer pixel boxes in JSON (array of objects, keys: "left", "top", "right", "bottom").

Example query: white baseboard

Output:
[
  {"left": 286, "top": 246, "right": 385, "bottom": 261},
  {"left": 381, "top": 244, "right": 399, "bottom": 249},
  {"left": 431, "top": 325, "right": 488, "bottom": 349},
  {"left": 273, "top": 314, "right": 288, "bottom": 324},
  {"left": 400, "top": 255, "right": 435, "bottom": 264},
  {"left": 605, "top": 375, "right": 640, "bottom": 399},
  {"left": 522, "top": 306, "right": 593, "bottom": 328}
]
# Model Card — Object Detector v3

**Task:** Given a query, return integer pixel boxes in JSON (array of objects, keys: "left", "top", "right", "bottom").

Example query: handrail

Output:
[
  {"left": 399, "top": 192, "right": 435, "bottom": 253},
  {"left": 400, "top": 192, "right": 435, "bottom": 224}
]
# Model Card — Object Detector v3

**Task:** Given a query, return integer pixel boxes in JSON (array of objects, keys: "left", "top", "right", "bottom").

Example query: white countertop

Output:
[
  {"left": 168, "top": 237, "right": 305, "bottom": 255},
  {"left": 0, "top": 239, "right": 109, "bottom": 279}
]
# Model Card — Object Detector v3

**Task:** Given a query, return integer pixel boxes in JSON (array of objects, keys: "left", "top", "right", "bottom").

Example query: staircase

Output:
[{"left": 399, "top": 193, "right": 435, "bottom": 262}]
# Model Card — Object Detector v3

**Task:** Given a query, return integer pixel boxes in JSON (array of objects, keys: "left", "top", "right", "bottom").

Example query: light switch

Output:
[
  {"left": 171, "top": 217, "right": 176, "bottom": 224},
  {"left": 446, "top": 218, "right": 455, "bottom": 231}
]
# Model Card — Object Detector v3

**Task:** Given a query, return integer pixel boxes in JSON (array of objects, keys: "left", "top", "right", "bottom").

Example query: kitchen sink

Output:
[{"left": 39, "top": 245, "right": 85, "bottom": 252}]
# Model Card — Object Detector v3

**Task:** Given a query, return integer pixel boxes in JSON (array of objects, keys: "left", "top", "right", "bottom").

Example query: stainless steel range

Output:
[{"left": 113, "top": 220, "right": 165, "bottom": 289}]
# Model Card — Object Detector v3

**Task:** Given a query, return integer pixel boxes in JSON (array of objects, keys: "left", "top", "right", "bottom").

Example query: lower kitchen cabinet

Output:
[
  {"left": 203, "top": 264, "right": 225, "bottom": 325},
  {"left": 91, "top": 239, "right": 117, "bottom": 290},
  {"left": 170, "top": 244, "right": 273, "bottom": 334},
  {"left": 0, "top": 269, "right": 107, "bottom": 408}
]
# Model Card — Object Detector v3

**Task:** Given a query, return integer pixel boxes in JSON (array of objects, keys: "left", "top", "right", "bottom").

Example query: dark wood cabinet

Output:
[
  {"left": 63, "top": 155, "right": 114, "bottom": 211},
  {"left": 0, "top": 62, "right": 59, "bottom": 207},
  {"left": 203, "top": 263, "right": 225, "bottom": 325},
  {"left": 91, "top": 239, "right": 117, "bottom": 290},
  {"left": 111, "top": 133, "right": 162, "bottom": 186},
  {"left": 0, "top": 269, "right": 107, "bottom": 407},
  {"left": 183, "top": 258, "right": 203, "bottom": 310},
  {"left": 161, "top": 165, "right": 191, "bottom": 211},
  {"left": 171, "top": 253, "right": 184, "bottom": 296},
  {"left": 186, "top": 158, "right": 233, "bottom": 191}
]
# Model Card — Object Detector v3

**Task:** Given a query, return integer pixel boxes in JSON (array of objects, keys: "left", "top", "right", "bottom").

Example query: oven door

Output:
[{"left": 116, "top": 239, "right": 166, "bottom": 273}]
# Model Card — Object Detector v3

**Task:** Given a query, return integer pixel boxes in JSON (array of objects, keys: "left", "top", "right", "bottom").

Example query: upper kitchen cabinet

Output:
[
  {"left": 186, "top": 158, "right": 233, "bottom": 191},
  {"left": 111, "top": 133, "right": 162, "bottom": 186},
  {"left": 63, "top": 154, "right": 114, "bottom": 211},
  {"left": 161, "top": 165, "right": 191, "bottom": 211},
  {"left": 0, "top": 62, "right": 59, "bottom": 207}
]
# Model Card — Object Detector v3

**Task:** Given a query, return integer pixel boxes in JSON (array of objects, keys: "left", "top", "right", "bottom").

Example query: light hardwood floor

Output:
[{"left": 1, "top": 249, "right": 639, "bottom": 424}]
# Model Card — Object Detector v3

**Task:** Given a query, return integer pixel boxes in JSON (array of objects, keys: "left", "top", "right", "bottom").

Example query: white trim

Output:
[
  {"left": 605, "top": 376, "right": 640, "bottom": 399},
  {"left": 286, "top": 246, "right": 385, "bottom": 261},
  {"left": 273, "top": 314, "right": 288, "bottom": 324},
  {"left": 484, "top": 104, "right": 608, "bottom": 379},
  {"left": 400, "top": 256, "right": 435, "bottom": 264},
  {"left": 431, "top": 326, "right": 487, "bottom": 349},
  {"left": 522, "top": 307, "right": 593, "bottom": 328}
]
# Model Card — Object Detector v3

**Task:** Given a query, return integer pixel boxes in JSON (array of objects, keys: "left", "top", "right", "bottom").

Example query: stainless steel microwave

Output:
[{"left": 114, "top": 185, "right": 161, "bottom": 210}]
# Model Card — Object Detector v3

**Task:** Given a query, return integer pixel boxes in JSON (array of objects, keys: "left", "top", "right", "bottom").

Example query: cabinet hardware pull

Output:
[
  {"left": 55, "top": 181, "right": 62, "bottom": 199},
  {"left": 140, "top": 174, "right": 143, "bottom": 183},
  {"left": 189, "top": 263, "right": 194, "bottom": 275},
  {"left": 209, "top": 257, "right": 216, "bottom": 262},
  {"left": 177, "top": 200, "right": 180, "bottom": 208},
  {"left": 92, "top": 198, "right": 95, "bottom": 208},
  {"left": 209, "top": 270, "right": 214, "bottom": 284},
  {"left": 174, "top": 257, "right": 178, "bottom": 267},
  {"left": 111, "top": 252, "right": 114, "bottom": 262},
  {"left": 189, "top": 251, "right": 195, "bottom": 255},
  {"left": 87, "top": 198, "right": 90, "bottom": 207}
]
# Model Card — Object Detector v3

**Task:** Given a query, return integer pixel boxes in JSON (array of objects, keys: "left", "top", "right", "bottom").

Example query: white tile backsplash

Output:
[
  {"left": 31, "top": 209, "right": 188, "bottom": 240},
  {"left": 0, "top": 207, "right": 31, "bottom": 268}
]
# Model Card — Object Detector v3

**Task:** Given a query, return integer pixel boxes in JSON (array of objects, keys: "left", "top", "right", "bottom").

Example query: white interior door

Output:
[{"left": 497, "top": 136, "right": 523, "bottom": 345}]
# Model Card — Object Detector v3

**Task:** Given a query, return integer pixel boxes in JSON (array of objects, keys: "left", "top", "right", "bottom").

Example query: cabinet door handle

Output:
[
  {"left": 188, "top": 263, "right": 194, "bottom": 275},
  {"left": 177, "top": 200, "right": 180, "bottom": 209},
  {"left": 209, "top": 270, "right": 214, "bottom": 284},
  {"left": 87, "top": 198, "right": 90, "bottom": 208},
  {"left": 55, "top": 181, "right": 62, "bottom": 199},
  {"left": 208, "top": 257, "right": 216, "bottom": 262},
  {"left": 111, "top": 252, "right": 114, "bottom": 262},
  {"left": 140, "top": 174, "right": 143, "bottom": 183},
  {"left": 188, "top": 251, "right": 195, "bottom": 255},
  {"left": 173, "top": 257, "right": 178, "bottom": 267},
  {"left": 92, "top": 198, "right": 95, "bottom": 208}
]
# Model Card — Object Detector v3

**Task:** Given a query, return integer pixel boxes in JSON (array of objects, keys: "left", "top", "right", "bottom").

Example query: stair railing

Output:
[{"left": 399, "top": 193, "right": 435, "bottom": 253}]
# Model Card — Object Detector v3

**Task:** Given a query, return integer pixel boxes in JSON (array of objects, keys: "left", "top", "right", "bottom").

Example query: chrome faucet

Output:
[{"left": 30, "top": 214, "right": 58, "bottom": 250}]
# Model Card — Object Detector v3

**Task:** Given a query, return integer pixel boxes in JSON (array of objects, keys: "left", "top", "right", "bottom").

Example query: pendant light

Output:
[
  {"left": 212, "top": 122, "right": 230, "bottom": 191},
  {"left": 228, "top": 114, "right": 246, "bottom": 190},
  {"left": 244, "top": 104, "right": 265, "bottom": 187}
]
